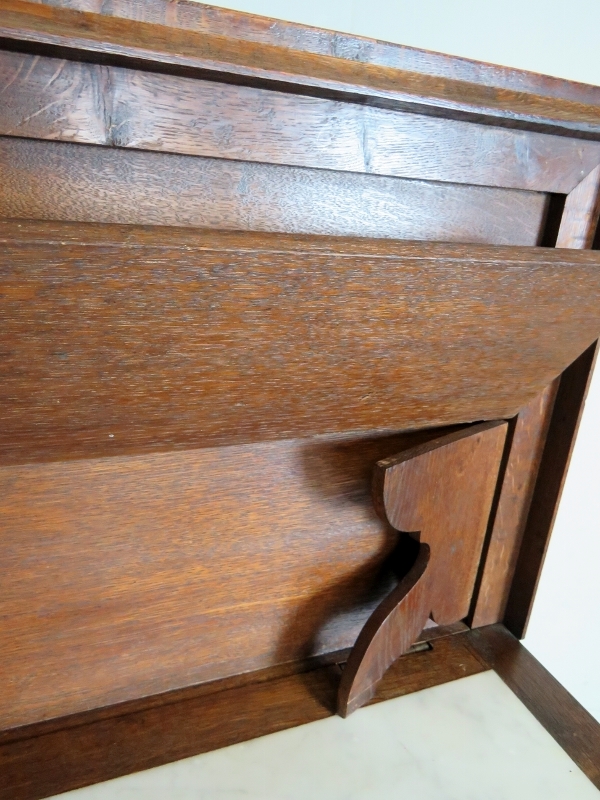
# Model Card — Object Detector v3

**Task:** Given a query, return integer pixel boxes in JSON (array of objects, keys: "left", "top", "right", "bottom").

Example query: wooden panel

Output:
[
  {"left": 0, "top": 137, "right": 548, "bottom": 243},
  {"left": 467, "top": 625, "right": 600, "bottom": 789},
  {"left": 471, "top": 384, "right": 558, "bottom": 627},
  {"left": 0, "top": 427, "right": 466, "bottom": 729},
  {"left": 375, "top": 423, "right": 507, "bottom": 625},
  {"left": 2, "top": 1, "right": 600, "bottom": 136},
  {"left": 25, "top": 0, "right": 600, "bottom": 107},
  {"left": 0, "top": 631, "right": 487, "bottom": 800},
  {"left": 556, "top": 164, "right": 600, "bottom": 248},
  {"left": 1, "top": 49, "right": 599, "bottom": 192},
  {"left": 501, "top": 166, "right": 600, "bottom": 636},
  {"left": 6, "top": 221, "right": 600, "bottom": 462},
  {"left": 504, "top": 342, "right": 598, "bottom": 637}
]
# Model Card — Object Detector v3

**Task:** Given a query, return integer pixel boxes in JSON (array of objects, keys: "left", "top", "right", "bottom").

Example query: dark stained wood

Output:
[
  {"left": 502, "top": 163, "right": 600, "bottom": 636},
  {"left": 1, "top": 49, "right": 599, "bottom": 192},
  {"left": 374, "top": 422, "right": 507, "bottom": 624},
  {"left": 26, "top": 0, "right": 600, "bottom": 108},
  {"left": 5, "top": 222, "right": 600, "bottom": 462},
  {"left": 467, "top": 625, "right": 600, "bottom": 789},
  {"left": 0, "top": 137, "right": 548, "bottom": 244},
  {"left": 0, "top": 630, "right": 487, "bottom": 800},
  {"left": 338, "top": 542, "right": 431, "bottom": 716},
  {"left": 2, "top": 1, "right": 600, "bottom": 137},
  {"left": 556, "top": 164, "right": 600, "bottom": 248},
  {"left": 0, "top": 426, "right": 470, "bottom": 729},
  {"left": 471, "top": 384, "right": 558, "bottom": 627},
  {"left": 504, "top": 342, "right": 598, "bottom": 637}
]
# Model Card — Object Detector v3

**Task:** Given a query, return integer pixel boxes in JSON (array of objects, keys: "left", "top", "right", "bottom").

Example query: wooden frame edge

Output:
[
  {"left": 2, "top": 624, "right": 599, "bottom": 799},
  {"left": 466, "top": 624, "right": 600, "bottom": 789}
]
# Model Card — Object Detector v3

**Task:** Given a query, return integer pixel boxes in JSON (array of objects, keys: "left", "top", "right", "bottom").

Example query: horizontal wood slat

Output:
[
  {"left": 2, "top": 1, "right": 600, "bottom": 137},
  {"left": 0, "top": 631, "right": 486, "bottom": 800},
  {"left": 0, "top": 137, "right": 548, "bottom": 244},
  {"left": 24, "top": 0, "right": 600, "bottom": 108},
  {"left": 0, "top": 427, "right": 464, "bottom": 729},
  {"left": 1, "top": 50, "right": 599, "bottom": 192},
  {"left": 2, "top": 220, "right": 600, "bottom": 462}
]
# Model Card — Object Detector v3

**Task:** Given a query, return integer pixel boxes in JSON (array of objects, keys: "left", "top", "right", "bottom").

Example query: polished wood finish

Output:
[
  {"left": 501, "top": 160, "right": 600, "bottom": 635},
  {"left": 0, "top": 630, "right": 487, "bottom": 800},
  {"left": 1, "top": 49, "right": 599, "bottom": 192},
  {"left": 471, "top": 384, "right": 558, "bottom": 627},
  {"left": 467, "top": 625, "right": 600, "bottom": 789},
  {"left": 3, "top": 624, "right": 600, "bottom": 800},
  {"left": 373, "top": 422, "right": 507, "bottom": 625},
  {"left": 0, "top": 137, "right": 547, "bottom": 244},
  {"left": 1, "top": 1, "right": 600, "bottom": 790},
  {"left": 0, "top": 426, "right": 468, "bottom": 729},
  {"left": 504, "top": 342, "right": 598, "bottom": 637},
  {"left": 2, "top": 1, "right": 600, "bottom": 137},
  {"left": 5, "top": 222, "right": 600, "bottom": 462},
  {"left": 338, "top": 543, "right": 431, "bottom": 717},
  {"left": 556, "top": 164, "right": 600, "bottom": 249},
  {"left": 24, "top": 0, "right": 600, "bottom": 108}
]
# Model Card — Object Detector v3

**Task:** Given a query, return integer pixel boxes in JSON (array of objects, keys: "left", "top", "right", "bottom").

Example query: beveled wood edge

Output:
[
  {"left": 466, "top": 624, "right": 600, "bottom": 788},
  {"left": 29, "top": 0, "right": 600, "bottom": 107},
  {"left": 2, "top": 1, "right": 600, "bottom": 138},
  {"left": 504, "top": 341, "right": 599, "bottom": 637},
  {"left": 2, "top": 623, "right": 598, "bottom": 799}
]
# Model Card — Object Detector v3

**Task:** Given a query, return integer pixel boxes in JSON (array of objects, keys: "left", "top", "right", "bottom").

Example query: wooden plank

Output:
[
  {"left": 0, "top": 427, "right": 465, "bottom": 729},
  {"left": 1, "top": 49, "right": 599, "bottom": 192},
  {"left": 0, "top": 631, "right": 487, "bottom": 800},
  {"left": 556, "top": 164, "right": 600, "bottom": 248},
  {"left": 504, "top": 342, "right": 598, "bottom": 637},
  {"left": 471, "top": 384, "right": 558, "bottom": 627},
  {"left": 2, "top": 1, "right": 600, "bottom": 137},
  {"left": 467, "top": 625, "right": 600, "bottom": 789},
  {"left": 23, "top": 0, "right": 600, "bottom": 107},
  {"left": 4, "top": 221, "right": 600, "bottom": 461},
  {"left": 0, "top": 137, "right": 548, "bottom": 244}
]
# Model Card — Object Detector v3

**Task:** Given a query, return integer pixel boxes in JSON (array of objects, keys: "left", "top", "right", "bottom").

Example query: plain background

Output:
[{"left": 198, "top": 0, "right": 600, "bottom": 721}]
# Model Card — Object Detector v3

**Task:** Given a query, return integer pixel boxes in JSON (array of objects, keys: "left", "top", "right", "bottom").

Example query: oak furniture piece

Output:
[{"left": 1, "top": 1, "right": 600, "bottom": 797}]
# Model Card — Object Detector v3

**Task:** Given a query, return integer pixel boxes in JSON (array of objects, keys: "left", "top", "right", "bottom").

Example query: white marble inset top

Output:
[{"left": 54, "top": 670, "right": 599, "bottom": 799}]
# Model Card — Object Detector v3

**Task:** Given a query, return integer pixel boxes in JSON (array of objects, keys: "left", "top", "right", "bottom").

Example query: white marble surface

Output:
[{"left": 54, "top": 670, "right": 599, "bottom": 799}]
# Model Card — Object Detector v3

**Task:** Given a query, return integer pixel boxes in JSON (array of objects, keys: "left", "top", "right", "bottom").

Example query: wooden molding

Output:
[
  {"left": 2, "top": 625, "right": 599, "bottom": 799},
  {"left": 1, "top": 1, "right": 600, "bottom": 136}
]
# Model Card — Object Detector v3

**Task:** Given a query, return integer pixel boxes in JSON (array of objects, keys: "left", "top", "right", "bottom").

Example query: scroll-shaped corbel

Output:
[{"left": 338, "top": 421, "right": 508, "bottom": 717}]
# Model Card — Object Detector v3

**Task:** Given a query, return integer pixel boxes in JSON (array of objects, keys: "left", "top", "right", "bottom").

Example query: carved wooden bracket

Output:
[{"left": 337, "top": 421, "right": 508, "bottom": 717}]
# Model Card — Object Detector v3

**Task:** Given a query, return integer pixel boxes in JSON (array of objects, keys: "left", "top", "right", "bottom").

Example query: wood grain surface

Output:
[
  {"left": 374, "top": 422, "right": 507, "bottom": 625},
  {"left": 0, "top": 426, "right": 468, "bottom": 729},
  {"left": 500, "top": 163, "right": 600, "bottom": 635},
  {"left": 471, "top": 384, "right": 558, "bottom": 628},
  {"left": 337, "top": 542, "right": 431, "bottom": 716},
  {"left": 556, "top": 164, "right": 600, "bottom": 249},
  {"left": 2, "top": 1, "right": 600, "bottom": 136},
  {"left": 24, "top": 0, "right": 600, "bottom": 108},
  {"left": 0, "top": 137, "right": 548, "bottom": 244},
  {"left": 0, "top": 630, "right": 487, "bottom": 800},
  {"left": 1, "top": 49, "right": 598, "bottom": 192},
  {"left": 504, "top": 342, "right": 598, "bottom": 637},
  {"left": 3, "top": 220, "right": 600, "bottom": 463}
]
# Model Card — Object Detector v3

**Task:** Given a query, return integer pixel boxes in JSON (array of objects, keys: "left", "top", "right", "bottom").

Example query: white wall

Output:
[{"left": 205, "top": 0, "right": 600, "bottom": 720}]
